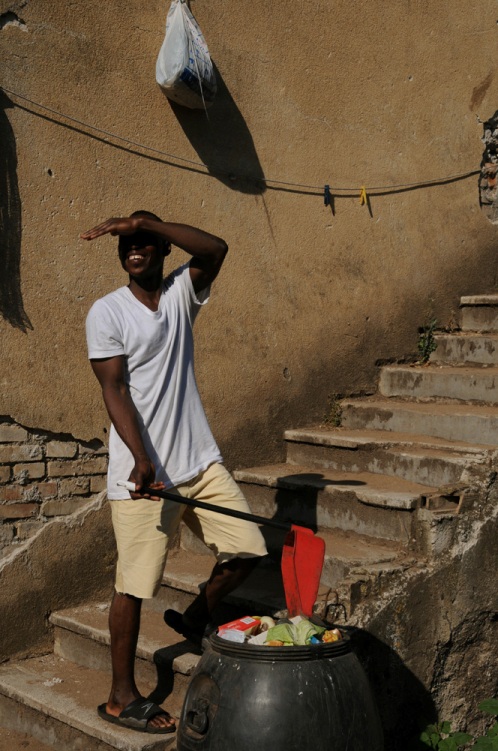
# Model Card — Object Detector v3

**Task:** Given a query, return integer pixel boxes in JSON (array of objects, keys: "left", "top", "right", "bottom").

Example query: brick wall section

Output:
[{"left": 0, "top": 420, "right": 108, "bottom": 552}]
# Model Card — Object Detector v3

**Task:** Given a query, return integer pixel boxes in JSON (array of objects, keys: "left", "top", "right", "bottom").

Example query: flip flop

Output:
[
  {"left": 164, "top": 609, "right": 216, "bottom": 650},
  {"left": 97, "top": 698, "right": 176, "bottom": 734},
  {"left": 164, "top": 609, "right": 205, "bottom": 646}
]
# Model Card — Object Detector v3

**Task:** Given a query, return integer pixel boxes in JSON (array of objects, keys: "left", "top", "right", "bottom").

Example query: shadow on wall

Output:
[
  {"left": 0, "top": 92, "right": 32, "bottom": 332},
  {"left": 350, "top": 627, "right": 437, "bottom": 751},
  {"left": 273, "top": 472, "right": 367, "bottom": 533},
  {"left": 165, "top": 64, "right": 266, "bottom": 195}
]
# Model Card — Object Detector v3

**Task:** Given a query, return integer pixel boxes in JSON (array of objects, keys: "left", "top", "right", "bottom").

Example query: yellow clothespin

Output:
[{"left": 359, "top": 186, "right": 368, "bottom": 206}]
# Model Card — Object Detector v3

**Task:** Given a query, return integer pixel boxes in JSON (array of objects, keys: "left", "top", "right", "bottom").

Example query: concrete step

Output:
[
  {"left": 158, "top": 534, "right": 408, "bottom": 613},
  {"left": 460, "top": 295, "right": 498, "bottom": 332},
  {"left": 158, "top": 549, "right": 287, "bottom": 616},
  {"left": 0, "top": 654, "right": 178, "bottom": 751},
  {"left": 0, "top": 725, "right": 54, "bottom": 751},
  {"left": 284, "top": 427, "right": 485, "bottom": 486},
  {"left": 341, "top": 397, "right": 498, "bottom": 445},
  {"left": 379, "top": 364, "right": 498, "bottom": 404},
  {"left": 431, "top": 333, "right": 498, "bottom": 365},
  {"left": 233, "top": 463, "right": 435, "bottom": 544},
  {"left": 52, "top": 603, "right": 199, "bottom": 707},
  {"left": 165, "top": 523, "right": 407, "bottom": 613}
]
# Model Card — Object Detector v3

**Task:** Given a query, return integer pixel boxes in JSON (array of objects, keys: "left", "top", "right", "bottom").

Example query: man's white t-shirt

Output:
[{"left": 85, "top": 263, "right": 223, "bottom": 499}]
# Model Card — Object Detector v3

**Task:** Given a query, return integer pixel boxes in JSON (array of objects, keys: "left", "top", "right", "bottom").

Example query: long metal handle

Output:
[{"left": 117, "top": 480, "right": 292, "bottom": 532}]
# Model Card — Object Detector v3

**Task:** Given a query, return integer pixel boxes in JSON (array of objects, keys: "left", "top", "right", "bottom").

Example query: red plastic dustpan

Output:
[
  {"left": 119, "top": 481, "right": 325, "bottom": 618},
  {"left": 281, "top": 524, "right": 325, "bottom": 618}
]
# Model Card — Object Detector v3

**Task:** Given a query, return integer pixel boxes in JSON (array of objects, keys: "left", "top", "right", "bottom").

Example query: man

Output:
[{"left": 83, "top": 212, "right": 267, "bottom": 734}]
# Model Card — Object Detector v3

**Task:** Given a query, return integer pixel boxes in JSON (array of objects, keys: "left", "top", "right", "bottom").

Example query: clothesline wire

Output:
[{"left": 1, "top": 87, "right": 481, "bottom": 195}]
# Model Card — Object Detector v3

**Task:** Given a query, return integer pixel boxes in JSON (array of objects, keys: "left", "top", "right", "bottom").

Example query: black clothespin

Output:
[{"left": 324, "top": 184, "right": 331, "bottom": 206}]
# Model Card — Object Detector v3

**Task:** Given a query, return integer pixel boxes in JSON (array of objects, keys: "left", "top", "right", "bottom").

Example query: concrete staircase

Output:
[{"left": 1, "top": 294, "right": 497, "bottom": 750}]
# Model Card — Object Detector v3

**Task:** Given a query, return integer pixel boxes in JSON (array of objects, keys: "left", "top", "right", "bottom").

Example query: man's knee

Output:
[
  {"left": 226, "top": 555, "right": 263, "bottom": 572},
  {"left": 211, "top": 555, "right": 263, "bottom": 581},
  {"left": 113, "top": 590, "right": 142, "bottom": 602}
]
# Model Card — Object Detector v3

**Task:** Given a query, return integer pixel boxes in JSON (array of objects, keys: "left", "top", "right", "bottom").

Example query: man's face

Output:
[{"left": 118, "top": 232, "right": 170, "bottom": 278}]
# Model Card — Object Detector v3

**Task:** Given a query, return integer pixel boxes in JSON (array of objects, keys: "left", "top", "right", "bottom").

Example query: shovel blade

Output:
[{"left": 281, "top": 525, "right": 325, "bottom": 618}]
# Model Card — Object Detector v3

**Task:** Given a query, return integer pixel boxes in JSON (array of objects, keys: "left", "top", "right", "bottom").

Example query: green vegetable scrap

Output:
[
  {"left": 264, "top": 623, "right": 294, "bottom": 645},
  {"left": 265, "top": 619, "right": 325, "bottom": 646}
]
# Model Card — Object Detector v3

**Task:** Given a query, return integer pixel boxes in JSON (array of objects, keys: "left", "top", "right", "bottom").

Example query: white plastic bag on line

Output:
[{"left": 156, "top": 0, "right": 216, "bottom": 110}]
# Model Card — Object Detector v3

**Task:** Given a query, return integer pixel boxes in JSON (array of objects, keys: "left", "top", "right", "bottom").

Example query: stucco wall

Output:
[
  {"left": 349, "top": 463, "right": 498, "bottom": 747},
  {"left": 1, "top": 0, "right": 498, "bottom": 467}
]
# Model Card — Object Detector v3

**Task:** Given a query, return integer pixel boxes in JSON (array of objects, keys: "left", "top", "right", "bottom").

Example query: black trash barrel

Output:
[{"left": 177, "top": 631, "right": 384, "bottom": 751}]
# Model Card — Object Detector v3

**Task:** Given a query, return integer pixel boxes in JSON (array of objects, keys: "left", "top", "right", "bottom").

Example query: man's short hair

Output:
[
  {"left": 130, "top": 210, "right": 163, "bottom": 222},
  {"left": 120, "top": 210, "right": 170, "bottom": 258}
]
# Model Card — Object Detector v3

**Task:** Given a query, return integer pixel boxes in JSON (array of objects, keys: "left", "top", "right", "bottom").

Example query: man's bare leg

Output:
[
  {"left": 166, "top": 557, "right": 262, "bottom": 640},
  {"left": 204, "top": 556, "right": 261, "bottom": 611},
  {"left": 106, "top": 591, "right": 175, "bottom": 731}
]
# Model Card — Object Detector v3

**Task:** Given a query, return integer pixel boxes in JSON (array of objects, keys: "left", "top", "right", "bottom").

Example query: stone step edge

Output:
[
  {"left": 172, "top": 527, "right": 404, "bottom": 567},
  {"left": 433, "top": 332, "right": 498, "bottom": 338},
  {"left": 340, "top": 396, "right": 498, "bottom": 416},
  {"left": 234, "top": 467, "right": 429, "bottom": 510},
  {"left": 0, "top": 658, "right": 175, "bottom": 751},
  {"left": 161, "top": 563, "right": 415, "bottom": 627},
  {"left": 161, "top": 554, "right": 285, "bottom": 611},
  {"left": 50, "top": 611, "right": 198, "bottom": 678},
  {"left": 460, "top": 295, "right": 498, "bottom": 306},
  {"left": 160, "top": 538, "right": 411, "bottom": 612},
  {"left": 283, "top": 428, "right": 489, "bottom": 456},
  {"left": 380, "top": 364, "right": 498, "bottom": 375},
  {"left": 432, "top": 332, "right": 498, "bottom": 351}
]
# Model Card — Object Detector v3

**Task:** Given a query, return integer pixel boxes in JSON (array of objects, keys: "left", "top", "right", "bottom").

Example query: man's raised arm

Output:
[{"left": 81, "top": 215, "right": 228, "bottom": 292}]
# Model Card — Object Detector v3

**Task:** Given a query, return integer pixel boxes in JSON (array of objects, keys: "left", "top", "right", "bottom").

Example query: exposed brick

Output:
[
  {"left": 47, "top": 457, "right": 108, "bottom": 477},
  {"left": 79, "top": 443, "right": 108, "bottom": 456},
  {"left": 0, "top": 524, "right": 14, "bottom": 546},
  {"left": 45, "top": 441, "right": 78, "bottom": 458},
  {"left": 13, "top": 463, "right": 46, "bottom": 482},
  {"left": 59, "top": 477, "right": 90, "bottom": 497},
  {"left": 0, "top": 445, "right": 43, "bottom": 463},
  {"left": 47, "top": 460, "right": 79, "bottom": 478},
  {"left": 12, "top": 482, "right": 56, "bottom": 502},
  {"left": 0, "top": 503, "right": 38, "bottom": 520},
  {"left": 90, "top": 476, "right": 107, "bottom": 493},
  {"left": 0, "top": 486, "right": 23, "bottom": 502},
  {"left": 82, "top": 458, "right": 108, "bottom": 474},
  {"left": 0, "top": 466, "right": 11, "bottom": 484},
  {"left": 15, "top": 519, "right": 45, "bottom": 540},
  {"left": 21, "top": 485, "right": 43, "bottom": 502},
  {"left": 0, "top": 424, "right": 28, "bottom": 442},
  {"left": 41, "top": 498, "right": 89, "bottom": 517},
  {"left": 37, "top": 482, "right": 58, "bottom": 499}
]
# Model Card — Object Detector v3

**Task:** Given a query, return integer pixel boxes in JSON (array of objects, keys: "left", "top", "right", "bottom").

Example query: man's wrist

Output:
[{"left": 133, "top": 453, "right": 150, "bottom": 463}]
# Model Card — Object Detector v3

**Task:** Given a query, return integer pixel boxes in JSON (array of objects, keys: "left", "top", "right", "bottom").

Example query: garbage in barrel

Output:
[{"left": 177, "top": 619, "right": 384, "bottom": 751}]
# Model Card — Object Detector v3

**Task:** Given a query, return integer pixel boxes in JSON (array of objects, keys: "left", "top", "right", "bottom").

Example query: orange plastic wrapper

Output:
[{"left": 322, "top": 628, "right": 342, "bottom": 643}]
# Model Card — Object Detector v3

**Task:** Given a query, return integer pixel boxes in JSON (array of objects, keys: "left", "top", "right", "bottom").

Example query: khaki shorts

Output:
[{"left": 110, "top": 462, "right": 268, "bottom": 599}]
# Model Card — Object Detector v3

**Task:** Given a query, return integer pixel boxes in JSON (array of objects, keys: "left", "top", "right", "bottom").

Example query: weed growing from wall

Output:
[
  {"left": 417, "top": 318, "right": 438, "bottom": 363},
  {"left": 323, "top": 394, "right": 343, "bottom": 427}
]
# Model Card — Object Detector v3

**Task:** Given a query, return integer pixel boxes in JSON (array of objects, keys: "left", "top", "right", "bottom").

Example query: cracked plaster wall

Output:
[
  {"left": 0, "top": 493, "right": 115, "bottom": 661},
  {"left": 0, "top": 418, "right": 108, "bottom": 554},
  {"left": 348, "top": 462, "right": 498, "bottom": 748}
]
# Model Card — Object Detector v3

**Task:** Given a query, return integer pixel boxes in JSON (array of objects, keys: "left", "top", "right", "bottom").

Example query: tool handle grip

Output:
[{"left": 117, "top": 480, "right": 292, "bottom": 532}]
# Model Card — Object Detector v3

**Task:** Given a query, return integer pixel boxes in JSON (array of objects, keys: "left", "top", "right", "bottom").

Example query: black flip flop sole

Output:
[{"left": 97, "top": 703, "right": 176, "bottom": 735}]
